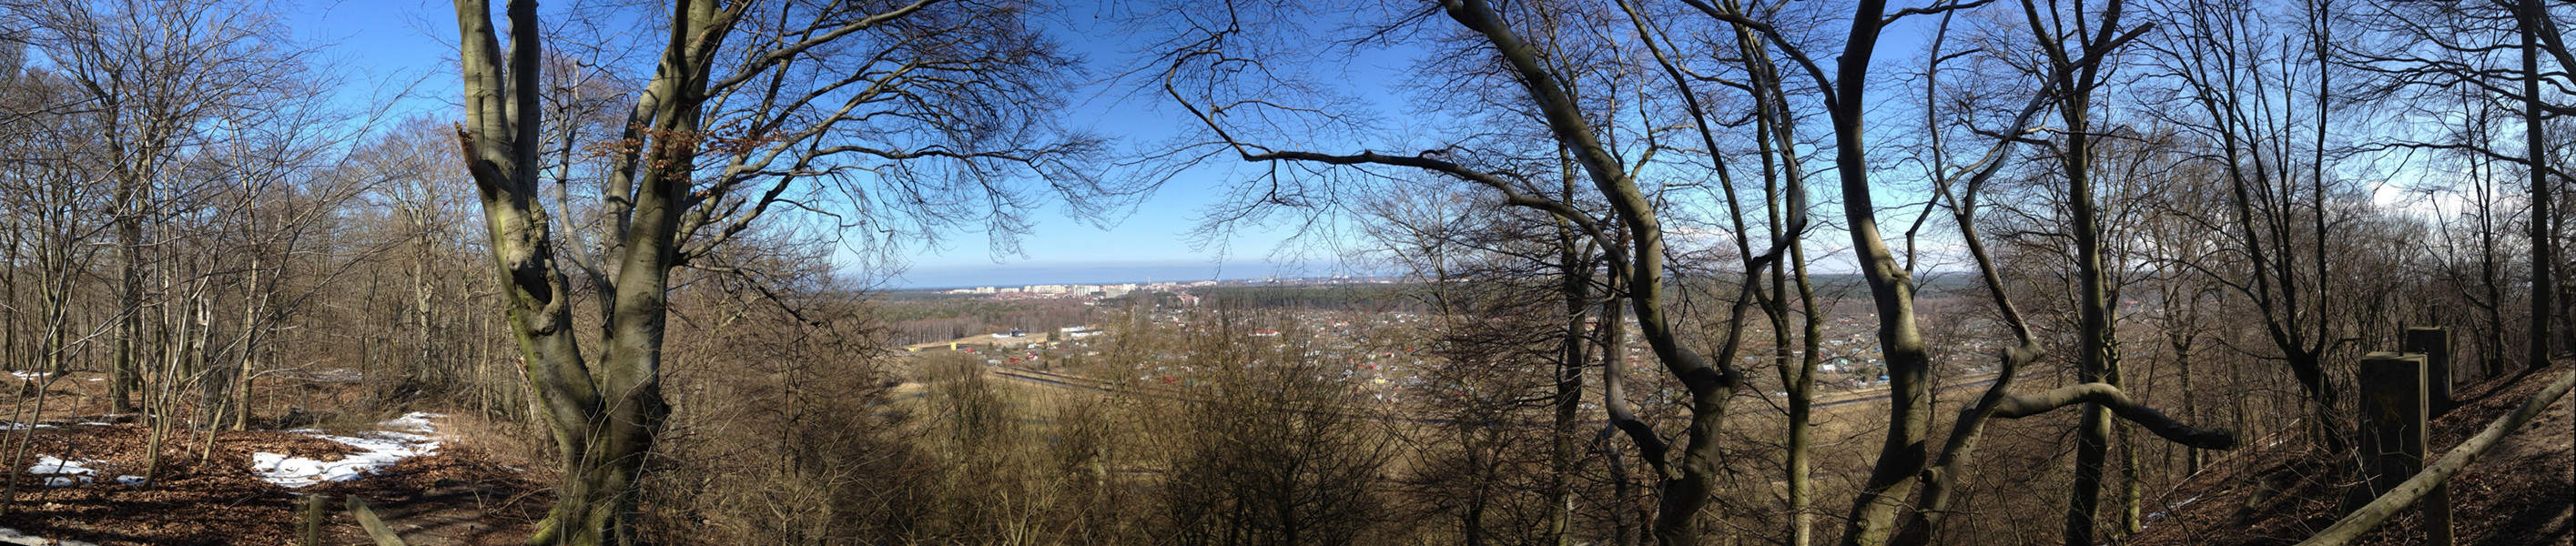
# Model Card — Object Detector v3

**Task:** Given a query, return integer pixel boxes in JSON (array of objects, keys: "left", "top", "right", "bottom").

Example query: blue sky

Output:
[
  {"left": 280, "top": 1, "right": 1964, "bottom": 288},
  {"left": 287, "top": 0, "right": 1347, "bottom": 288},
  {"left": 892, "top": 1, "right": 1399, "bottom": 287},
  {"left": 281, "top": 1, "right": 461, "bottom": 122}
]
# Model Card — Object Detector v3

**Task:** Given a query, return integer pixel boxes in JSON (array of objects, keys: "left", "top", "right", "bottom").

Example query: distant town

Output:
[{"left": 928, "top": 275, "right": 1395, "bottom": 299}]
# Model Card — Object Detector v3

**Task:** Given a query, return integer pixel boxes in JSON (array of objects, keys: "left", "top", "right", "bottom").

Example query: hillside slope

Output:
[{"left": 2129, "top": 361, "right": 2573, "bottom": 546}]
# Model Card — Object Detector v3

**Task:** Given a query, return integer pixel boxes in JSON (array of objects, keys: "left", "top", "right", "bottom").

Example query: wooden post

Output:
[
  {"left": 347, "top": 495, "right": 413, "bottom": 546},
  {"left": 2356, "top": 351, "right": 2449, "bottom": 546},
  {"left": 299, "top": 492, "right": 330, "bottom": 546},
  {"left": 2404, "top": 328, "right": 2456, "bottom": 417},
  {"left": 2400, "top": 328, "right": 2459, "bottom": 546},
  {"left": 2357, "top": 352, "right": 2426, "bottom": 497}
]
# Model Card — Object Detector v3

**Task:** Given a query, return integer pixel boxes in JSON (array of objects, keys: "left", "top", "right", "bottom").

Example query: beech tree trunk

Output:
[
  {"left": 2524, "top": 0, "right": 2554, "bottom": 370},
  {"left": 2015, "top": 0, "right": 2136, "bottom": 541},
  {"left": 453, "top": 1, "right": 739, "bottom": 542},
  {"left": 1821, "top": 5, "right": 1947, "bottom": 545}
]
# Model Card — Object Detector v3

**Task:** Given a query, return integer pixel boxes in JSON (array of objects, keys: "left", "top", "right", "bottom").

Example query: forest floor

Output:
[
  {"left": 2128, "top": 360, "right": 2574, "bottom": 546},
  {"left": 0, "top": 371, "right": 550, "bottom": 545}
]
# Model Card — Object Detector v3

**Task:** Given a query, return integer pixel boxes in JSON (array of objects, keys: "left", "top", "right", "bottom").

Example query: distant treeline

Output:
[{"left": 1192, "top": 283, "right": 1437, "bottom": 312}]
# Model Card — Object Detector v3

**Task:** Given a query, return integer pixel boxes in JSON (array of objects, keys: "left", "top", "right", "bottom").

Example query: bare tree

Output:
[
  {"left": 1151, "top": 0, "right": 1791, "bottom": 539},
  {"left": 449, "top": 0, "right": 1119, "bottom": 542},
  {"left": 10, "top": 0, "right": 310, "bottom": 415},
  {"left": 2136, "top": 0, "right": 2358, "bottom": 451}
]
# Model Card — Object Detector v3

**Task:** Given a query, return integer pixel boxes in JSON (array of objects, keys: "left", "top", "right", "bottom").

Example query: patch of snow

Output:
[
  {"left": 309, "top": 369, "right": 364, "bottom": 382},
  {"left": 5, "top": 372, "right": 38, "bottom": 380},
  {"left": 250, "top": 412, "right": 443, "bottom": 488},
  {"left": 380, "top": 412, "right": 443, "bottom": 434},
  {"left": 111, "top": 475, "right": 145, "bottom": 486},
  {"left": 2144, "top": 495, "right": 2206, "bottom": 524},
  {"left": 28, "top": 456, "right": 93, "bottom": 476},
  {"left": 0, "top": 423, "right": 49, "bottom": 431},
  {"left": 0, "top": 526, "right": 96, "bottom": 546},
  {"left": 27, "top": 455, "right": 100, "bottom": 487}
]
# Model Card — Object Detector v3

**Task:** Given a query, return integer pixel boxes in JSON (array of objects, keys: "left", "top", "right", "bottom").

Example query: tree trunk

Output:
[
  {"left": 1783, "top": 235, "right": 1820, "bottom": 546},
  {"left": 2525, "top": 0, "right": 2555, "bottom": 370},
  {"left": 111, "top": 181, "right": 139, "bottom": 409},
  {"left": 1738, "top": 15, "right": 1820, "bottom": 545},
  {"left": 2119, "top": 425, "right": 2143, "bottom": 536},
  {"left": 2177, "top": 333, "right": 2202, "bottom": 474},
  {"left": 1548, "top": 201, "right": 1587, "bottom": 546},
  {"left": 2484, "top": 158, "right": 2510, "bottom": 379},
  {"left": 2287, "top": 350, "right": 2348, "bottom": 451},
  {"left": 1827, "top": 5, "right": 1946, "bottom": 545},
  {"left": 2022, "top": 0, "right": 2133, "bottom": 540},
  {"left": 452, "top": 2, "right": 721, "bottom": 543},
  {"left": 454, "top": 2, "right": 613, "bottom": 543}
]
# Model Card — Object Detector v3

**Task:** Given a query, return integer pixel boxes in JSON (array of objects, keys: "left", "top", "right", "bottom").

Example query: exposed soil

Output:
[{"left": 309, "top": 443, "right": 553, "bottom": 546}]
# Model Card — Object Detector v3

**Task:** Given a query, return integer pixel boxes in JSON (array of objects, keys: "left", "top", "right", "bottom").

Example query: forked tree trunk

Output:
[
  {"left": 1726, "top": 13, "right": 1821, "bottom": 543},
  {"left": 452, "top": 1, "right": 717, "bottom": 543},
  {"left": 2008, "top": 0, "right": 2140, "bottom": 540}
]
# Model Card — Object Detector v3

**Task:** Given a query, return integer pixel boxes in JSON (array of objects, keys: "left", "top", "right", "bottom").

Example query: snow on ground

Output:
[
  {"left": 24, "top": 455, "right": 137, "bottom": 488},
  {"left": 2143, "top": 494, "right": 2205, "bottom": 524},
  {"left": 28, "top": 455, "right": 94, "bottom": 487},
  {"left": 379, "top": 412, "right": 439, "bottom": 434},
  {"left": 0, "top": 527, "right": 96, "bottom": 546},
  {"left": 250, "top": 412, "right": 444, "bottom": 488}
]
